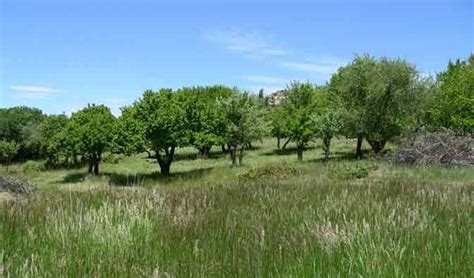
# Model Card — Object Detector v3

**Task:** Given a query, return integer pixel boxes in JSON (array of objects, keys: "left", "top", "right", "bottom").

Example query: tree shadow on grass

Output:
[
  {"left": 173, "top": 151, "right": 226, "bottom": 162},
  {"left": 105, "top": 166, "right": 215, "bottom": 187},
  {"left": 141, "top": 150, "right": 227, "bottom": 162}
]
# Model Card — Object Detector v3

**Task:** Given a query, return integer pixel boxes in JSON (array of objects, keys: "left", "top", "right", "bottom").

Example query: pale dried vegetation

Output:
[{"left": 391, "top": 131, "right": 474, "bottom": 166}]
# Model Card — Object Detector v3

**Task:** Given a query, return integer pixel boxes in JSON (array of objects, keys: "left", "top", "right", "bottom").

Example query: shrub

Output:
[
  {"left": 22, "top": 160, "right": 46, "bottom": 172},
  {"left": 327, "top": 162, "right": 372, "bottom": 179},
  {"left": 239, "top": 164, "right": 300, "bottom": 181}
]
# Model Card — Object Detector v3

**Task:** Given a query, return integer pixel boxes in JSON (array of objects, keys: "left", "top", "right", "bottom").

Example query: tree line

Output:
[{"left": 1, "top": 54, "right": 472, "bottom": 176}]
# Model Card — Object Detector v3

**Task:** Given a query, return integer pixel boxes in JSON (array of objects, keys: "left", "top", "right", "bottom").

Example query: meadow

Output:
[{"left": 1, "top": 138, "right": 473, "bottom": 277}]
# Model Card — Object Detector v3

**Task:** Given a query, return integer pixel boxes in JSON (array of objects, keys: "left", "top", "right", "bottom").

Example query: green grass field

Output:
[{"left": 1, "top": 138, "right": 473, "bottom": 277}]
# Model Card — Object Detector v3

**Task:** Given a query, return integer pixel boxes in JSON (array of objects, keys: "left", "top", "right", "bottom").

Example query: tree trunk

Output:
[
  {"left": 323, "top": 136, "right": 331, "bottom": 162},
  {"left": 238, "top": 145, "right": 245, "bottom": 166},
  {"left": 72, "top": 155, "right": 78, "bottom": 167},
  {"left": 87, "top": 158, "right": 93, "bottom": 174},
  {"left": 282, "top": 138, "right": 291, "bottom": 150},
  {"left": 229, "top": 145, "right": 237, "bottom": 166},
  {"left": 200, "top": 146, "right": 210, "bottom": 159},
  {"left": 297, "top": 144, "right": 303, "bottom": 161},
  {"left": 277, "top": 136, "right": 281, "bottom": 149},
  {"left": 93, "top": 160, "right": 99, "bottom": 175},
  {"left": 355, "top": 136, "right": 363, "bottom": 160},
  {"left": 221, "top": 144, "right": 227, "bottom": 154},
  {"left": 146, "top": 150, "right": 152, "bottom": 158},
  {"left": 368, "top": 140, "right": 386, "bottom": 154},
  {"left": 160, "top": 163, "right": 170, "bottom": 177},
  {"left": 157, "top": 146, "right": 175, "bottom": 177}
]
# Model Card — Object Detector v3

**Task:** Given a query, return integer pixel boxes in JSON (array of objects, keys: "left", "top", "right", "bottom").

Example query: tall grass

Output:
[{"left": 1, "top": 139, "right": 472, "bottom": 276}]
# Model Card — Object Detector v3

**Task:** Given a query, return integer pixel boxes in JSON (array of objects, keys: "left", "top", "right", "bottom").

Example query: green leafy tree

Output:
[
  {"left": 0, "top": 106, "right": 45, "bottom": 160},
  {"left": 268, "top": 105, "right": 289, "bottom": 149},
  {"left": 328, "top": 55, "right": 377, "bottom": 159},
  {"left": 281, "top": 81, "right": 317, "bottom": 161},
  {"left": 0, "top": 140, "right": 19, "bottom": 168},
  {"left": 113, "top": 105, "right": 148, "bottom": 156},
  {"left": 135, "top": 89, "right": 190, "bottom": 177},
  {"left": 312, "top": 87, "right": 342, "bottom": 161},
  {"left": 429, "top": 54, "right": 474, "bottom": 135},
  {"left": 219, "top": 90, "right": 266, "bottom": 166},
  {"left": 329, "top": 55, "right": 422, "bottom": 157},
  {"left": 179, "top": 85, "right": 233, "bottom": 158},
  {"left": 39, "top": 114, "right": 69, "bottom": 167},
  {"left": 69, "top": 104, "right": 116, "bottom": 175}
]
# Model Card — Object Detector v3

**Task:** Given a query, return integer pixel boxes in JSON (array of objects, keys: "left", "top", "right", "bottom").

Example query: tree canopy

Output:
[
  {"left": 133, "top": 89, "right": 190, "bottom": 176},
  {"left": 329, "top": 55, "right": 424, "bottom": 157},
  {"left": 281, "top": 81, "right": 318, "bottom": 161},
  {"left": 68, "top": 104, "right": 116, "bottom": 175},
  {"left": 39, "top": 114, "right": 69, "bottom": 167},
  {"left": 0, "top": 106, "right": 46, "bottom": 160},
  {"left": 218, "top": 90, "right": 266, "bottom": 166},
  {"left": 429, "top": 54, "right": 474, "bottom": 135},
  {"left": 179, "top": 85, "right": 233, "bottom": 158}
]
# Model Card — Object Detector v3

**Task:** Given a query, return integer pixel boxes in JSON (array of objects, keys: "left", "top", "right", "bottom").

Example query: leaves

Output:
[
  {"left": 281, "top": 81, "right": 318, "bottom": 147},
  {"left": 0, "top": 140, "right": 19, "bottom": 165},
  {"left": 329, "top": 55, "right": 425, "bottom": 152},
  {"left": 429, "top": 54, "right": 474, "bottom": 135},
  {"left": 39, "top": 114, "right": 69, "bottom": 165},
  {"left": 69, "top": 104, "right": 116, "bottom": 156},
  {"left": 219, "top": 90, "right": 266, "bottom": 147}
]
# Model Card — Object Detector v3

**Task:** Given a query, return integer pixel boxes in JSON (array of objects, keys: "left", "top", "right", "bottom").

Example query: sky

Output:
[{"left": 0, "top": 0, "right": 472, "bottom": 115}]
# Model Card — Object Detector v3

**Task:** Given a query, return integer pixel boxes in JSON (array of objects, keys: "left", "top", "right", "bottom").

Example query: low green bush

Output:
[
  {"left": 239, "top": 164, "right": 300, "bottom": 181},
  {"left": 22, "top": 160, "right": 46, "bottom": 173},
  {"left": 327, "top": 161, "right": 374, "bottom": 179}
]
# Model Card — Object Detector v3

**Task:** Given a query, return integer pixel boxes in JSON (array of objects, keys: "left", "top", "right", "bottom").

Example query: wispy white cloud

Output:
[
  {"left": 204, "top": 28, "right": 289, "bottom": 59},
  {"left": 9, "top": 85, "right": 63, "bottom": 99}
]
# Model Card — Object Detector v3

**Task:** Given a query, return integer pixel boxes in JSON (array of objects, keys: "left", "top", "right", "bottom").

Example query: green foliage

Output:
[
  {"left": 112, "top": 105, "right": 147, "bottom": 156},
  {"left": 429, "top": 54, "right": 474, "bottom": 135},
  {"left": 138, "top": 89, "right": 191, "bottom": 151},
  {"left": 281, "top": 81, "right": 317, "bottom": 160},
  {"left": 327, "top": 161, "right": 373, "bottom": 179},
  {"left": 0, "top": 140, "right": 19, "bottom": 165},
  {"left": 101, "top": 153, "right": 122, "bottom": 164},
  {"left": 218, "top": 90, "right": 266, "bottom": 166},
  {"left": 329, "top": 55, "right": 424, "bottom": 154},
  {"left": 238, "top": 164, "right": 300, "bottom": 181},
  {"left": 179, "top": 85, "right": 233, "bottom": 157},
  {"left": 268, "top": 105, "right": 289, "bottom": 148},
  {"left": 134, "top": 89, "right": 190, "bottom": 176},
  {"left": 0, "top": 106, "right": 46, "bottom": 160},
  {"left": 39, "top": 114, "right": 69, "bottom": 167},
  {"left": 69, "top": 104, "right": 116, "bottom": 175},
  {"left": 311, "top": 86, "right": 343, "bottom": 161},
  {"left": 22, "top": 160, "right": 47, "bottom": 173}
]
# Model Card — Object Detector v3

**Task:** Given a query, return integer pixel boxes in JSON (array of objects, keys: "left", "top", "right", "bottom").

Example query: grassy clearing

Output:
[{"left": 1, "top": 138, "right": 473, "bottom": 276}]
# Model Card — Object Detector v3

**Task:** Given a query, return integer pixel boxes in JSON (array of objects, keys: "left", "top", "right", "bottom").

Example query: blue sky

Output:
[{"left": 1, "top": 0, "right": 472, "bottom": 115}]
